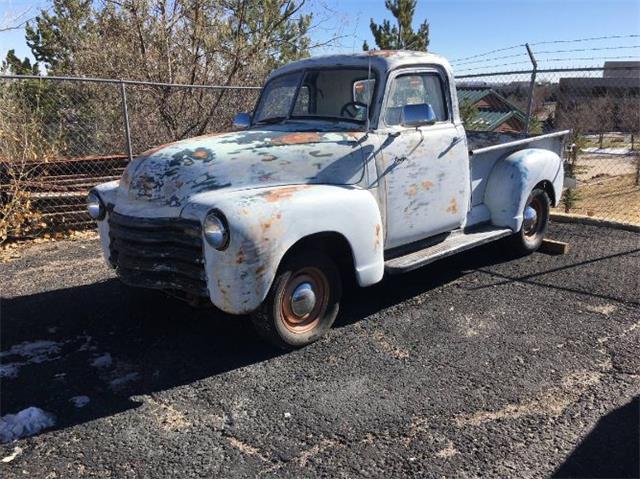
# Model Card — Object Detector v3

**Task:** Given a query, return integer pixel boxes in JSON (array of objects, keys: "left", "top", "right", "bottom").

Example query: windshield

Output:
[{"left": 253, "top": 68, "right": 376, "bottom": 125}]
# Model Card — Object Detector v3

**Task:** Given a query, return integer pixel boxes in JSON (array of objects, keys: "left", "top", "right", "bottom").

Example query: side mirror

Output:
[
  {"left": 401, "top": 103, "right": 437, "bottom": 128},
  {"left": 233, "top": 112, "right": 251, "bottom": 129}
]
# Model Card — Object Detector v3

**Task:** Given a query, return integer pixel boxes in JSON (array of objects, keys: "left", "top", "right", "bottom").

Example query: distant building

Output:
[
  {"left": 556, "top": 61, "right": 640, "bottom": 131},
  {"left": 457, "top": 87, "right": 527, "bottom": 132}
]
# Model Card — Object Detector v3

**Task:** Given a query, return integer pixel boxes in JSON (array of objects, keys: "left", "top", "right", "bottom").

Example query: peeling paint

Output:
[{"left": 446, "top": 198, "right": 459, "bottom": 214}]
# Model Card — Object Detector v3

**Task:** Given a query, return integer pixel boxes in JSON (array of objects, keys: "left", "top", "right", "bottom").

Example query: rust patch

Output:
[
  {"left": 255, "top": 265, "right": 266, "bottom": 276},
  {"left": 236, "top": 249, "right": 245, "bottom": 264},
  {"left": 422, "top": 180, "right": 434, "bottom": 190},
  {"left": 346, "top": 131, "right": 366, "bottom": 141},
  {"left": 193, "top": 148, "right": 209, "bottom": 159},
  {"left": 139, "top": 141, "right": 178, "bottom": 158},
  {"left": 271, "top": 132, "right": 321, "bottom": 145},
  {"left": 406, "top": 184, "right": 418, "bottom": 197},
  {"left": 446, "top": 197, "right": 458, "bottom": 214},
  {"left": 367, "top": 49, "right": 396, "bottom": 58},
  {"left": 374, "top": 223, "right": 382, "bottom": 250},
  {"left": 258, "top": 185, "right": 307, "bottom": 202}
]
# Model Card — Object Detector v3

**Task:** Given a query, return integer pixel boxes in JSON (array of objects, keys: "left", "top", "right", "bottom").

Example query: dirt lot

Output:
[{"left": 1, "top": 222, "right": 639, "bottom": 478}]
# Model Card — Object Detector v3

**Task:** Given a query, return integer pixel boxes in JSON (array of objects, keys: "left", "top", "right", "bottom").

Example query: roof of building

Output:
[
  {"left": 471, "top": 110, "right": 526, "bottom": 131},
  {"left": 456, "top": 87, "right": 526, "bottom": 131},
  {"left": 604, "top": 61, "right": 640, "bottom": 78}
]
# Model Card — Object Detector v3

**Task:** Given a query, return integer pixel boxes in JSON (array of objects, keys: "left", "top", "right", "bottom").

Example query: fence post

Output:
[
  {"left": 120, "top": 81, "right": 133, "bottom": 162},
  {"left": 524, "top": 43, "right": 538, "bottom": 134}
]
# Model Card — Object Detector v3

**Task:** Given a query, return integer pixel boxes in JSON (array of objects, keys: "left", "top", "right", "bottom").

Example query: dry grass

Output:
[{"left": 554, "top": 173, "right": 640, "bottom": 225}]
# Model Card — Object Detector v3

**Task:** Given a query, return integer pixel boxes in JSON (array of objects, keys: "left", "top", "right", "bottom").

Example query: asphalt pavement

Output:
[{"left": 1, "top": 222, "right": 638, "bottom": 478}]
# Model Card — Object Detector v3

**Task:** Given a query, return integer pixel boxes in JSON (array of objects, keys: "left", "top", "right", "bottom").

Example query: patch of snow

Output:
[
  {"left": 0, "top": 363, "right": 22, "bottom": 379},
  {"left": 77, "top": 335, "right": 93, "bottom": 352},
  {"left": 582, "top": 147, "right": 632, "bottom": 155},
  {"left": 1, "top": 446, "right": 23, "bottom": 463},
  {"left": 0, "top": 407, "right": 56, "bottom": 443},
  {"left": 109, "top": 372, "right": 139, "bottom": 389},
  {"left": 1, "top": 340, "right": 61, "bottom": 364},
  {"left": 91, "top": 353, "right": 112, "bottom": 368},
  {"left": 69, "top": 396, "right": 90, "bottom": 408}
]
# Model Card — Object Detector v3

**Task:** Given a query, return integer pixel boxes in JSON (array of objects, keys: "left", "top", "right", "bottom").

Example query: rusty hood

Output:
[{"left": 119, "top": 127, "right": 368, "bottom": 209}]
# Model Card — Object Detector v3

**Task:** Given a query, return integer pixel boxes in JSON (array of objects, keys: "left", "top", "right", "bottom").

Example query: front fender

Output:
[
  {"left": 182, "top": 184, "right": 384, "bottom": 314},
  {"left": 484, "top": 148, "right": 563, "bottom": 231}
]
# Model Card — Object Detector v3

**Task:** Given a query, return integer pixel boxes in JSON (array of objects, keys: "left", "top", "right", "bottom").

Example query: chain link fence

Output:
[
  {"left": 0, "top": 76, "right": 260, "bottom": 240},
  {"left": 1, "top": 63, "right": 639, "bottom": 241},
  {"left": 455, "top": 65, "right": 640, "bottom": 226}
]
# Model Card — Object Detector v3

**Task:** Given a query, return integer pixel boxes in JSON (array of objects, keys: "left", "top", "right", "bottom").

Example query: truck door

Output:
[{"left": 377, "top": 69, "right": 469, "bottom": 250}]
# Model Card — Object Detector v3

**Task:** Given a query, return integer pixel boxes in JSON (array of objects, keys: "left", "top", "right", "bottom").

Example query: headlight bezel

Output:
[
  {"left": 203, "top": 210, "right": 230, "bottom": 250},
  {"left": 86, "top": 191, "right": 105, "bottom": 221}
]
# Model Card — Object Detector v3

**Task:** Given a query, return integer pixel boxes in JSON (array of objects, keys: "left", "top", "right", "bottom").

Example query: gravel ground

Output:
[{"left": 1, "top": 222, "right": 639, "bottom": 478}]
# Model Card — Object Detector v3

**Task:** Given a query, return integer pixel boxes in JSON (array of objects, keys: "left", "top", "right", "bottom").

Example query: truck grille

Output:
[{"left": 108, "top": 211, "right": 208, "bottom": 297}]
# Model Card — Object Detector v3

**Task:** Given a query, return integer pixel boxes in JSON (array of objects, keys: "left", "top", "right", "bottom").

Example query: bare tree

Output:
[
  {"left": 590, "top": 94, "right": 616, "bottom": 149},
  {"left": 619, "top": 94, "right": 640, "bottom": 151}
]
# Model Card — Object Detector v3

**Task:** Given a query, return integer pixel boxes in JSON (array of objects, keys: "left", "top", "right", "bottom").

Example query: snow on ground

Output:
[
  {"left": 69, "top": 396, "right": 90, "bottom": 408},
  {"left": 0, "top": 407, "right": 56, "bottom": 443},
  {"left": 91, "top": 353, "right": 113, "bottom": 368},
  {"left": 109, "top": 372, "right": 139, "bottom": 390},
  {"left": 0, "top": 340, "right": 63, "bottom": 379},
  {"left": 0, "top": 363, "right": 20, "bottom": 379},
  {"left": 1, "top": 446, "right": 23, "bottom": 463},
  {"left": 1, "top": 340, "right": 61, "bottom": 363},
  {"left": 582, "top": 147, "right": 633, "bottom": 155}
]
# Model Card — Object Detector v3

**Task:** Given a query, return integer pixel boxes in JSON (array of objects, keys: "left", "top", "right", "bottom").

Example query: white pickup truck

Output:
[{"left": 89, "top": 50, "right": 569, "bottom": 348}]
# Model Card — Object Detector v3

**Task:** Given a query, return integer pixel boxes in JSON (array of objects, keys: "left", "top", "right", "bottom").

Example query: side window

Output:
[{"left": 385, "top": 73, "right": 448, "bottom": 126}]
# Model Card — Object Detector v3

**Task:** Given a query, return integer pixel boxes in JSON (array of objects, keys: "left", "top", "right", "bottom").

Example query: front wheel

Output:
[
  {"left": 251, "top": 250, "right": 341, "bottom": 349},
  {"left": 507, "top": 188, "right": 550, "bottom": 255}
]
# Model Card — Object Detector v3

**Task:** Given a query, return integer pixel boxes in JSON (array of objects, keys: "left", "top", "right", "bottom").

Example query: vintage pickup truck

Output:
[{"left": 88, "top": 50, "right": 569, "bottom": 348}]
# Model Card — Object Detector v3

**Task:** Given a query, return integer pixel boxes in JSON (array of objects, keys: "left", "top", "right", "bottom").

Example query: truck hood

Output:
[{"left": 119, "top": 127, "right": 367, "bottom": 209}]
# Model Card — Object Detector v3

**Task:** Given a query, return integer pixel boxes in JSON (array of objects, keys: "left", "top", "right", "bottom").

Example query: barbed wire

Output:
[
  {"left": 455, "top": 55, "right": 640, "bottom": 74},
  {"left": 452, "top": 45, "right": 640, "bottom": 67},
  {"left": 451, "top": 34, "right": 640, "bottom": 65},
  {"left": 530, "top": 33, "right": 640, "bottom": 46}
]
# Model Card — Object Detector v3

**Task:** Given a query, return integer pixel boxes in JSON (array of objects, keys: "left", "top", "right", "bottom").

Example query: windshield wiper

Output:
[{"left": 255, "top": 116, "right": 287, "bottom": 125}]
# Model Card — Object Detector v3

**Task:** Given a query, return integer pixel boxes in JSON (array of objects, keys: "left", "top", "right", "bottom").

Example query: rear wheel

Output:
[
  {"left": 508, "top": 188, "right": 550, "bottom": 255},
  {"left": 251, "top": 250, "right": 341, "bottom": 349}
]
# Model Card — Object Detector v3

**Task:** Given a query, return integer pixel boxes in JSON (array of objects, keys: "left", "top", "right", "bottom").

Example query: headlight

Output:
[
  {"left": 203, "top": 210, "right": 229, "bottom": 250},
  {"left": 86, "top": 191, "right": 105, "bottom": 220}
]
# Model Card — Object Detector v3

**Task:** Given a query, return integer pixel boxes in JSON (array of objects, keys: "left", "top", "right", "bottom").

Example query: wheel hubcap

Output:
[
  {"left": 281, "top": 267, "right": 329, "bottom": 334},
  {"left": 523, "top": 197, "right": 542, "bottom": 238},
  {"left": 290, "top": 282, "right": 316, "bottom": 317}
]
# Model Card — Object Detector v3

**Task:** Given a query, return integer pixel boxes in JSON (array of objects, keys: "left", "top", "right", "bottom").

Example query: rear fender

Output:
[
  {"left": 182, "top": 184, "right": 384, "bottom": 314},
  {"left": 484, "top": 148, "right": 563, "bottom": 231}
]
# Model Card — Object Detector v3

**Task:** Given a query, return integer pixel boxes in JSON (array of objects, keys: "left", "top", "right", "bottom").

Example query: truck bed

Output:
[{"left": 466, "top": 129, "right": 571, "bottom": 223}]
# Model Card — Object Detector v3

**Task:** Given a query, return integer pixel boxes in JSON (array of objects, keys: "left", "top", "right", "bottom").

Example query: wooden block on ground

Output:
[{"left": 540, "top": 238, "right": 569, "bottom": 255}]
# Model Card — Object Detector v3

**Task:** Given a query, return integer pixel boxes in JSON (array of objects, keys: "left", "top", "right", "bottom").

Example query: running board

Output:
[{"left": 384, "top": 226, "right": 512, "bottom": 274}]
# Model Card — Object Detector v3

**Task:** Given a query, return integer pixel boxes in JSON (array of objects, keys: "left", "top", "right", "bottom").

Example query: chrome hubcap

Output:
[
  {"left": 290, "top": 282, "right": 316, "bottom": 317},
  {"left": 523, "top": 205, "right": 538, "bottom": 234}
]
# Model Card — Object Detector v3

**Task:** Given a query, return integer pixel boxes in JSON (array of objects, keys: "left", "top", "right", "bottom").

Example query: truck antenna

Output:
[{"left": 366, "top": 53, "right": 372, "bottom": 132}]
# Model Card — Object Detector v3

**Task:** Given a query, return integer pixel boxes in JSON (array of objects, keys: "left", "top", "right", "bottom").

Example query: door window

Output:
[{"left": 385, "top": 73, "right": 448, "bottom": 126}]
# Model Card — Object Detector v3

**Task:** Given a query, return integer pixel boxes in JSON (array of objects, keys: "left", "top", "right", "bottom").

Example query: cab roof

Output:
[{"left": 267, "top": 50, "right": 452, "bottom": 81}]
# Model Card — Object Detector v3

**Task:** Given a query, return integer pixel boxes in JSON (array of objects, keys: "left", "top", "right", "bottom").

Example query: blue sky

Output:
[{"left": 1, "top": 0, "right": 639, "bottom": 73}]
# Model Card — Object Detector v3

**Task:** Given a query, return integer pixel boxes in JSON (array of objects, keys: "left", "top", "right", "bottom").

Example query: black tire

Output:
[
  {"left": 251, "top": 250, "right": 342, "bottom": 349},
  {"left": 508, "top": 187, "right": 550, "bottom": 255}
]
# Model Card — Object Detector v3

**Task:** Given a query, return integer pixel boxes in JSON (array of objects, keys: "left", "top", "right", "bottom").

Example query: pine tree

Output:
[{"left": 364, "top": 0, "right": 429, "bottom": 51}]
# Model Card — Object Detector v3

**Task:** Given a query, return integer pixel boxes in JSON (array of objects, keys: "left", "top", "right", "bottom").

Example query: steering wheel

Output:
[{"left": 340, "top": 101, "right": 369, "bottom": 119}]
